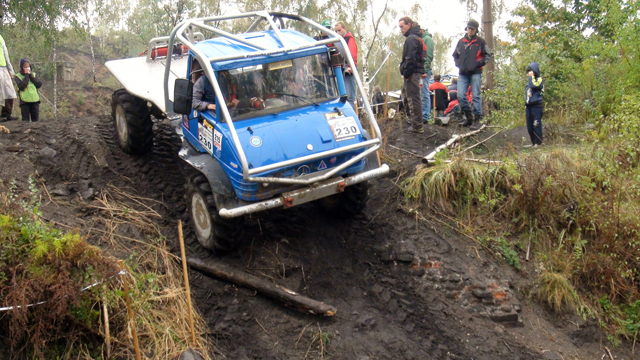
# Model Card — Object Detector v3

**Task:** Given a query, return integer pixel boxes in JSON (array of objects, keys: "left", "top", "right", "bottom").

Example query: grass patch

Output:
[
  {"left": 402, "top": 96, "right": 640, "bottom": 340},
  {"left": 0, "top": 179, "right": 214, "bottom": 358}
]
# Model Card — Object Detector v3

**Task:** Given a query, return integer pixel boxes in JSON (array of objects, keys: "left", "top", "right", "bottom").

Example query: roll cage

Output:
[{"left": 163, "top": 11, "right": 384, "bottom": 186}]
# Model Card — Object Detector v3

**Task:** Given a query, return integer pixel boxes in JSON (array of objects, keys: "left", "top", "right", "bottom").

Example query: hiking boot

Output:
[
  {"left": 404, "top": 125, "right": 424, "bottom": 134},
  {"left": 3, "top": 115, "right": 18, "bottom": 121},
  {"left": 460, "top": 110, "right": 473, "bottom": 127},
  {"left": 469, "top": 114, "right": 483, "bottom": 130}
]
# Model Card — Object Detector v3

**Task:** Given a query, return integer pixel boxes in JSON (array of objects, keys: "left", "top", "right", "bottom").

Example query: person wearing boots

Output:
[
  {"left": 524, "top": 62, "right": 544, "bottom": 147},
  {"left": 15, "top": 59, "right": 42, "bottom": 122},
  {"left": 399, "top": 16, "right": 426, "bottom": 134},
  {"left": 452, "top": 19, "right": 491, "bottom": 130}
]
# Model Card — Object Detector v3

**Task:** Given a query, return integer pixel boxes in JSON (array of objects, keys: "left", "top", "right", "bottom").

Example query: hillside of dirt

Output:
[{"left": 1, "top": 111, "right": 635, "bottom": 359}]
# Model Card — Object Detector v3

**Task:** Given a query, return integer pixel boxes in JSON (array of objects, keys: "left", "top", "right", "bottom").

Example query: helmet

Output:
[{"left": 321, "top": 19, "right": 331, "bottom": 29}]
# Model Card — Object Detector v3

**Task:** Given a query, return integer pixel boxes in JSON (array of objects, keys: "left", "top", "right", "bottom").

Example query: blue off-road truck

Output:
[{"left": 105, "top": 11, "right": 388, "bottom": 251}]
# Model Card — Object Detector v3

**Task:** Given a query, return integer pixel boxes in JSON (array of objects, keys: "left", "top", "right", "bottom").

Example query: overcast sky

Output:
[{"left": 370, "top": 0, "right": 522, "bottom": 71}]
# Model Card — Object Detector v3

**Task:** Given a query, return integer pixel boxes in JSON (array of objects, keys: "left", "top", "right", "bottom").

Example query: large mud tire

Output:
[
  {"left": 318, "top": 180, "right": 370, "bottom": 216},
  {"left": 111, "top": 89, "right": 153, "bottom": 155},
  {"left": 185, "top": 174, "right": 244, "bottom": 252}
]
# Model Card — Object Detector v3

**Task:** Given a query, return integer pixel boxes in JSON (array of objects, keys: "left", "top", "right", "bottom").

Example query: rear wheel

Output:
[
  {"left": 318, "top": 181, "right": 370, "bottom": 216},
  {"left": 111, "top": 89, "right": 153, "bottom": 155},
  {"left": 185, "top": 174, "right": 244, "bottom": 252}
]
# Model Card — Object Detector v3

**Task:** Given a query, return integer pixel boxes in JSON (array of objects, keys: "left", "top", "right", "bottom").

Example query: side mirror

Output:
[{"left": 174, "top": 78, "right": 192, "bottom": 115}]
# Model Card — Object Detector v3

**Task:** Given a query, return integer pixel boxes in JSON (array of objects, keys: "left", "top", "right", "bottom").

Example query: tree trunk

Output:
[
  {"left": 52, "top": 36, "right": 57, "bottom": 119},
  {"left": 483, "top": 0, "right": 495, "bottom": 92},
  {"left": 84, "top": 4, "right": 97, "bottom": 83}
]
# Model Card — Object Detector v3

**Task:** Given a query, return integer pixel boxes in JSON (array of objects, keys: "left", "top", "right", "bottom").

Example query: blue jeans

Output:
[
  {"left": 420, "top": 70, "right": 432, "bottom": 122},
  {"left": 457, "top": 73, "right": 482, "bottom": 115},
  {"left": 343, "top": 70, "right": 357, "bottom": 109}
]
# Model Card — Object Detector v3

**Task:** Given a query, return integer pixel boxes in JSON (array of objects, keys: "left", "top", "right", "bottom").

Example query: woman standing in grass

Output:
[{"left": 14, "top": 59, "right": 42, "bottom": 122}]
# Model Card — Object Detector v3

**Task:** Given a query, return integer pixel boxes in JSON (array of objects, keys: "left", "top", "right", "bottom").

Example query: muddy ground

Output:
[{"left": 0, "top": 114, "right": 634, "bottom": 360}]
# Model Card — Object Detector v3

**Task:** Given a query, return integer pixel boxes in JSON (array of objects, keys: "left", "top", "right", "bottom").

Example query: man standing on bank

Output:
[
  {"left": 452, "top": 19, "right": 491, "bottom": 130},
  {"left": 399, "top": 17, "right": 426, "bottom": 134}
]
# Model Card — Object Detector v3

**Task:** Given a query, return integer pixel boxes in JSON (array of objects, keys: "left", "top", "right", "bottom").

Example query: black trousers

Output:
[
  {"left": 20, "top": 102, "right": 39, "bottom": 122},
  {"left": 526, "top": 106, "right": 543, "bottom": 145},
  {"left": 401, "top": 73, "right": 423, "bottom": 128},
  {"left": 2, "top": 98, "right": 14, "bottom": 118}
]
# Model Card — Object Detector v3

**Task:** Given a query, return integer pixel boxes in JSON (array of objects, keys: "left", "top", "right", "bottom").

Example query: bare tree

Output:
[
  {"left": 82, "top": 1, "right": 97, "bottom": 82},
  {"left": 431, "top": 32, "right": 453, "bottom": 75}
]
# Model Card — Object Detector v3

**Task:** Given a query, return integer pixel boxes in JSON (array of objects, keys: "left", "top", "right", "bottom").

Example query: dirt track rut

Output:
[{"left": 0, "top": 115, "right": 622, "bottom": 359}]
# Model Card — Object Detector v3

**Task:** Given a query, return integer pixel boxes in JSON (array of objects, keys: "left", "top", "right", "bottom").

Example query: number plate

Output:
[
  {"left": 327, "top": 116, "right": 361, "bottom": 142},
  {"left": 198, "top": 122, "right": 214, "bottom": 154}
]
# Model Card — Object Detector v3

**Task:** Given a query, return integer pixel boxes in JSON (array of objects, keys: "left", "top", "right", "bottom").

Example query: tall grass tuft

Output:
[
  {"left": 537, "top": 270, "right": 581, "bottom": 312},
  {"left": 403, "top": 136, "right": 640, "bottom": 338}
]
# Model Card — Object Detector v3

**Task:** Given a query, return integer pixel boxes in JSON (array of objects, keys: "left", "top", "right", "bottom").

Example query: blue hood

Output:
[{"left": 224, "top": 100, "right": 363, "bottom": 172}]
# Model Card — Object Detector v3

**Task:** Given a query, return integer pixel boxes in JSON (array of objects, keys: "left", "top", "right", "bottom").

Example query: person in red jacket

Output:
[
  {"left": 428, "top": 74, "right": 449, "bottom": 116},
  {"left": 334, "top": 21, "right": 358, "bottom": 109}
]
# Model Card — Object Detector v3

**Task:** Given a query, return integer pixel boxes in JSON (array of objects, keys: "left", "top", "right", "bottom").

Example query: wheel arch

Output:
[{"left": 179, "top": 141, "right": 235, "bottom": 197}]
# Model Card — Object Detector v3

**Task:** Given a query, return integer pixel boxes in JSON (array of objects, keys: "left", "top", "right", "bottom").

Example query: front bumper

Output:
[{"left": 219, "top": 164, "right": 389, "bottom": 218}]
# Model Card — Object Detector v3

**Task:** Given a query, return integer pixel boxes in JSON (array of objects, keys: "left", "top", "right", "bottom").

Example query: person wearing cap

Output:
[
  {"left": 314, "top": 19, "right": 333, "bottom": 45},
  {"left": 0, "top": 31, "right": 18, "bottom": 122},
  {"left": 333, "top": 21, "right": 358, "bottom": 109},
  {"left": 452, "top": 19, "right": 491, "bottom": 130},
  {"left": 14, "top": 59, "right": 42, "bottom": 122}
]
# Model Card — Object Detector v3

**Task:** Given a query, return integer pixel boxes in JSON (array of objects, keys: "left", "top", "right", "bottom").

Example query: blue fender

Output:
[{"left": 178, "top": 141, "right": 235, "bottom": 197}]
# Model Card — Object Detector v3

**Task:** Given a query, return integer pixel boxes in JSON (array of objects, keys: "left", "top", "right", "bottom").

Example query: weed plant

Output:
[
  {"left": 402, "top": 98, "right": 640, "bottom": 340},
  {"left": 0, "top": 180, "right": 213, "bottom": 358}
]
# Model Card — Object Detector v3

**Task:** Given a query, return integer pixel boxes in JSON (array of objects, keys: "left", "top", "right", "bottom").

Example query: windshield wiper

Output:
[{"left": 273, "top": 93, "right": 319, "bottom": 106}]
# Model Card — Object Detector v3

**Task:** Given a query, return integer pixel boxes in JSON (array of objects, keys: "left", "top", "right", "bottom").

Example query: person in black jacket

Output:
[
  {"left": 524, "top": 62, "right": 544, "bottom": 147},
  {"left": 399, "top": 16, "right": 426, "bottom": 134},
  {"left": 452, "top": 19, "right": 491, "bottom": 129}
]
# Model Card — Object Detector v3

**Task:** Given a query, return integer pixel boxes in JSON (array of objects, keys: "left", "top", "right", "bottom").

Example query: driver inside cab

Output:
[{"left": 192, "top": 64, "right": 240, "bottom": 115}]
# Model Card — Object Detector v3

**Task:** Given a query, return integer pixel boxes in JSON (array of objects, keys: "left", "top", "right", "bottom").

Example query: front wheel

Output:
[
  {"left": 111, "top": 89, "right": 153, "bottom": 155},
  {"left": 317, "top": 181, "right": 370, "bottom": 216},
  {"left": 185, "top": 174, "right": 244, "bottom": 252}
]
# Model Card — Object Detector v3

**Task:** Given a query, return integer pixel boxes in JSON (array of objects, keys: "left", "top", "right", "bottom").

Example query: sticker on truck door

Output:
[
  {"left": 326, "top": 116, "right": 361, "bottom": 142},
  {"left": 198, "top": 122, "right": 214, "bottom": 154}
]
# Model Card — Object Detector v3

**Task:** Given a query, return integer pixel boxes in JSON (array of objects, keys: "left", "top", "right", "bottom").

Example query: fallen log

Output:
[
  {"left": 187, "top": 258, "right": 337, "bottom": 316},
  {"left": 422, "top": 125, "right": 486, "bottom": 164},
  {"left": 425, "top": 158, "right": 505, "bottom": 165}
]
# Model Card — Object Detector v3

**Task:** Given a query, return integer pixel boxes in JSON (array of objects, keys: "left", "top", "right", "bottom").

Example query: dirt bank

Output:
[{"left": 0, "top": 115, "right": 632, "bottom": 359}]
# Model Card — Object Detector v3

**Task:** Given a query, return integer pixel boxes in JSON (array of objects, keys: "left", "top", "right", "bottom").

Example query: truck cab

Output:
[{"left": 106, "top": 12, "right": 389, "bottom": 251}]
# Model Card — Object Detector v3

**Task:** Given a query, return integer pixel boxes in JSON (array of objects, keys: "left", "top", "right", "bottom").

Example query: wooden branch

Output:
[
  {"left": 187, "top": 258, "right": 337, "bottom": 316},
  {"left": 364, "top": 0, "right": 388, "bottom": 65},
  {"left": 388, "top": 144, "right": 422, "bottom": 158},
  {"left": 425, "top": 158, "right": 505, "bottom": 165},
  {"left": 422, "top": 125, "right": 486, "bottom": 163},
  {"left": 461, "top": 128, "right": 505, "bottom": 153}
]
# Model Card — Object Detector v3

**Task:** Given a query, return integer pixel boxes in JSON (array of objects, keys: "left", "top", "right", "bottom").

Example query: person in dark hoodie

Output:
[
  {"left": 452, "top": 19, "right": 491, "bottom": 130},
  {"left": 524, "top": 62, "right": 544, "bottom": 147},
  {"left": 399, "top": 16, "right": 426, "bottom": 134},
  {"left": 14, "top": 59, "right": 42, "bottom": 122}
]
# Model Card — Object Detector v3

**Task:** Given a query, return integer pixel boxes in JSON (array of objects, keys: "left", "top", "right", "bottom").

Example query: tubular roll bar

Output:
[{"left": 162, "top": 11, "right": 384, "bottom": 185}]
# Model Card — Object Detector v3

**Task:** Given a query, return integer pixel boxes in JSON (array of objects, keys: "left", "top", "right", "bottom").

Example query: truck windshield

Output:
[{"left": 218, "top": 53, "right": 338, "bottom": 120}]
